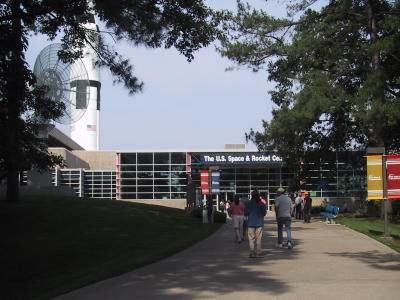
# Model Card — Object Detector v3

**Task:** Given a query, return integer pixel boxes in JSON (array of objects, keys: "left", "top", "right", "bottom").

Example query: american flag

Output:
[{"left": 87, "top": 124, "right": 96, "bottom": 131}]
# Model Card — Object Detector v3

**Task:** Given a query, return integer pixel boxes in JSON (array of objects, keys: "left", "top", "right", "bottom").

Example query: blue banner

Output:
[{"left": 211, "top": 171, "right": 220, "bottom": 194}]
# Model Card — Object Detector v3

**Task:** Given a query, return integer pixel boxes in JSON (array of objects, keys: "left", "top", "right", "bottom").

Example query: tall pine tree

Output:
[{"left": 219, "top": 0, "right": 400, "bottom": 170}]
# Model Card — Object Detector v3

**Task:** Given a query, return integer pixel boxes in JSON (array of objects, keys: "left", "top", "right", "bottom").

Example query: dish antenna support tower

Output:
[{"left": 70, "top": 15, "right": 101, "bottom": 150}]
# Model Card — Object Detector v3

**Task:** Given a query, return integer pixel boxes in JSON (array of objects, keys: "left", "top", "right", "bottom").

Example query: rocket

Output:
[{"left": 70, "top": 8, "right": 101, "bottom": 151}]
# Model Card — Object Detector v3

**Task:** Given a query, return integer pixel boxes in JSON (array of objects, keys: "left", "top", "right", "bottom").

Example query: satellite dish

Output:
[{"left": 33, "top": 43, "right": 90, "bottom": 124}]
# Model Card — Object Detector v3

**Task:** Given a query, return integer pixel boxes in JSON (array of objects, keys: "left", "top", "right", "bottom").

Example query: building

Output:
[
  {"left": 43, "top": 129, "right": 366, "bottom": 209},
  {"left": 0, "top": 128, "right": 365, "bottom": 208}
]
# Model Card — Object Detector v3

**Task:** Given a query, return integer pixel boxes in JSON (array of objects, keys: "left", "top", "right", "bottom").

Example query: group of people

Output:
[
  {"left": 292, "top": 192, "right": 312, "bottom": 223},
  {"left": 227, "top": 190, "right": 266, "bottom": 258},
  {"left": 227, "top": 187, "right": 311, "bottom": 258}
]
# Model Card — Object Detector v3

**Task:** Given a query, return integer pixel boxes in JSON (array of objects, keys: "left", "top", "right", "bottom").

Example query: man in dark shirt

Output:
[{"left": 303, "top": 192, "right": 312, "bottom": 223}]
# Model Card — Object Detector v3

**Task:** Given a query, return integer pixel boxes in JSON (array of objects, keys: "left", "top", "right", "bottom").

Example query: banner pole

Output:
[{"left": 382, "top": 154, "right": 389, "bottom": 237}]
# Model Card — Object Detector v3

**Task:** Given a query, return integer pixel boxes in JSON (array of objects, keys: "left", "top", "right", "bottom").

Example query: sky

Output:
[{"left": 26, "top": 0, "right": 291, "bottom": 151}]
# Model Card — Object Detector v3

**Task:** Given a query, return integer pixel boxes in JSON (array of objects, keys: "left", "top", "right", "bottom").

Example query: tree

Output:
[
  {"left": 0, "top": 0, "right": 218, "bottom": 202},
  {"left": 219, "top": 0, "right": 400, "bottom": 182}
]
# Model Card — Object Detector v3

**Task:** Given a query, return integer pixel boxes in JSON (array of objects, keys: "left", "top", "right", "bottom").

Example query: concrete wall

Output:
[
  {"left": 72, "top": 150, "right": 116, "bottom": 170},
  {"left": 121, "top": 199, "right": 186, "bottom": 210},
  {"left": 50, "top": 148, "right": 89, "bottom": 169}
]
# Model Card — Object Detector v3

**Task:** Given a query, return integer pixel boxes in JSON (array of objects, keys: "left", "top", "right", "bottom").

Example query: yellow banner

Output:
[{"left": 367, "top": 155, "right": 383, "bottom": 200}]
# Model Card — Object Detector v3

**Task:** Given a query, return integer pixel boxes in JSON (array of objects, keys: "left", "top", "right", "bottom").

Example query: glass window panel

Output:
[
  {"left": 171, "top": 193, "right": 185, "bottom": 199},
  {"left": 138, "top": 179, "right": 153, "bottom": 186},
  {"left": 138, "top": 165, "right": 153, "bottom": 171},
  {"left": 170, "top": 172, "right": 186, "bottom": 179},
  {"left": 236, "top": 187, "right": 250, "bottom": 194},
  {"left": 121, "top": 186, "right": 136, "bottom": 192},
  {"left": 236, "top": 173, "right": 250, "bottom": 181},
  {"left": 154, "top": 172, "right": 170, "bottom": 179},
  {"left": 154, "top": 153, "right": 170, "bottom": 164},
  {"left": 121, "top": 179, "right": 136, "bottom": 185},
  {"left": 138, "top": 193, "right": 153, "bottom": 199},
  {"left": 137, "top": 153, "right": 153, "bottom": 164},
  {"left": 121, "top": 153, "right": 136, "bottom": 164},
  {"left": 121, "top": 193, "right": 136, "bottom": 199},
  {"left": 137, "top": 172, "right": 153, "bottom": 179},
  {"left": 171, "top": 178, "right": 187, "bottom": 186},
  {"left": 154, "top": 165, "right": 170, "bottom": 171},
  {"left": 154, "top": 178, "right": 170, "bottom": 185},
  {"left": 171, "top": 186, "right": 185, "bottom": 193},
  {"left": 154, "top": 193, "right": 170, "bottom": 199},
  {"left": 221, "top": 173, "right": 235, "bottom": 181},
  {"left": 138, "top": 186, "right": 153, "bottom": 193},
  {"left": 154, "top": 186, "right": 170, "bottom": 193},
  {"left": 171, "top": 165, "right": 185, "bottom": 172},
  {"left": 121, "top": 165, "right": 136, "bottom": 171},
  {"left": 121, "top": 172, "right": 136, "bottom": 179},
  {"left": 171, "top": 152, "right": 186, "bottom": 164}
]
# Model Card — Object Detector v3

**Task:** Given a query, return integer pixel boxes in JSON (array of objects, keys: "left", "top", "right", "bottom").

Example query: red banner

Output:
[
  {"left": 386, "top": 154, "right": 400, "bottom": 199},
  {"left": 200, "top": 170, "right": 209, "bottom": 195}
]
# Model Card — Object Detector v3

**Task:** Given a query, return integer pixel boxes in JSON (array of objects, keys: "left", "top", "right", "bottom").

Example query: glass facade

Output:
[
  {"left": 53, "top": 169, "right": 116, "bottom": 199},
  {"left": 84, "top": 171, "right": 116, "bottom": 199},
  {"left": 302, "top": 152, "right": 365, "bottom": 198},
  {"left": 116, "top": 152, "right": 188, "bottom": 200},
  {"left": 1, "top": 150, "right": 364, "bottom": 201}
]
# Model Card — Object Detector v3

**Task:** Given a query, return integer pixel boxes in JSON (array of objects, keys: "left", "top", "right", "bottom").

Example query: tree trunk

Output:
[
  {"left": 367, "top": 0, "right": 385, "bottom": 147},
  {"left": 6, "top": 170, "right": 19, "bottom": 202},
  {"left": 5, "top": 1, "right": 24, "bottom": 202}
]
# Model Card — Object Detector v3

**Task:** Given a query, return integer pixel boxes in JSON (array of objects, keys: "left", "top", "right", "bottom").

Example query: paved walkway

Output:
[{"left": 57, "top": 214, "right": 400, "bottom": 300}]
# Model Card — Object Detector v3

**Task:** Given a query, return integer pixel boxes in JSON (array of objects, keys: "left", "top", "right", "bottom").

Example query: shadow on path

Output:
[
  {"left": 59, "top": 216, "right": 302, "bottom": 299},
  {"left": 110, "top": 218, "right": 301, "bottom": 299},
  {"left": 325, "top": 250, "right": 400, "bottom": 271}
]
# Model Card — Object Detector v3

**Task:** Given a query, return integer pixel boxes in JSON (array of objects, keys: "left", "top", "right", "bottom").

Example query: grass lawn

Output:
[
  {"left": 336, "top": 216, "right": 400, "bottom": 253},
  {"left": 0, "top": 197, "right": 220, "bottom": 299}
]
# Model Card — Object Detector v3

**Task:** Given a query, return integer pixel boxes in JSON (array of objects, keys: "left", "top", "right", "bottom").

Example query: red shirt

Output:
[{"left": 230, "top": 201, "right": 245, "bottom": 216}]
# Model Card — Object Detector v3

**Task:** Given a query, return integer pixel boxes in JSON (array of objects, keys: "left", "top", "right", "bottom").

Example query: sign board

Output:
[
  {"left": 367, "top": 155, "right": 383, "bottom": 200},
  {"left": 193, "top": 152, "right": 283, "bottom": 166},
  {"left": 211, "top": 171, "right": 220, "bottom": 194},
  {"left": 386, "top": 154, "right": 400, "bottom": 199},
  {"left": 200, "top": 170, "right": 210, "bottom": 195}
]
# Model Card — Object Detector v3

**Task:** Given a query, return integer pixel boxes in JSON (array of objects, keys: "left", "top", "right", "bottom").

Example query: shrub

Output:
[
  {"left": 190, "top": 207, "right": 203, "bottom": 219},
  {"left": 213, "top": 211, "right": 226, "bottom": 223},
  {"left": 392, "top": 200, "right": 400, "bottom": 221},
  {"left": 311, "top": 206, "right": 323, "bottom": 215}
]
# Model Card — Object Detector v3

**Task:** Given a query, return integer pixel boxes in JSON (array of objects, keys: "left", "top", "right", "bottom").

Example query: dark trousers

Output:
[
  {"left": 304, "top": 207, "right": 311, "bottom": 223},
  {"left": 277, "top": 217, "right": 292, "bottom": 244},
  {"left": 296, "top": 204, "right": 302, "bottom": 219},
  {"left": 207, "top": 210, "right": 213, "bottom": 224}
]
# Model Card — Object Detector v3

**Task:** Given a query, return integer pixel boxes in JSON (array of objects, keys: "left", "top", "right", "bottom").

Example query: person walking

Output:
[
  {"left": 275, "top": 187, "right": 293, "bottom": 249},
  {"left": 295, "top": 193, "right": 303, "bottom": 220},
  {"left": 303, "top": 192, "right": 312, "bottom": 223},
  {"left": 230, "top": 194, "right": 245, "bottom": 243},
  {"left": 246, "top": 190, "right": 267, "bottom": 258}
]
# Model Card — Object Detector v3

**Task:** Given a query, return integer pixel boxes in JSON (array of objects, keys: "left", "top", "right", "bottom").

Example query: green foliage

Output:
[
  {"left": 311, "top": 205, "right": 323, "bottom": 215},
  {"left": 219, "top": 0, "right": 400, "bottom": 169},
  {"left": 0, "top": 0, "right": 218, "bottom": 200}
]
